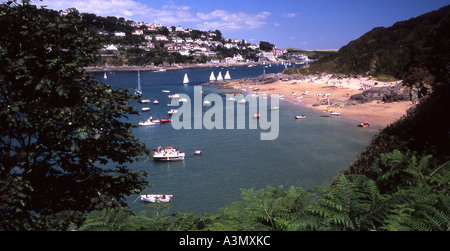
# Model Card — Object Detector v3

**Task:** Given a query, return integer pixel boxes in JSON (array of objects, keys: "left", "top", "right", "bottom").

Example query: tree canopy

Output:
[{"left": 0, "top": 2, "right": 149, "bottom": 230}]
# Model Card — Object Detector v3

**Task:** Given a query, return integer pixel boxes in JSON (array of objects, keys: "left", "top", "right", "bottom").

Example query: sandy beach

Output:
[{"left": 229, "top": 74, "right": 414, "bottom": 128}]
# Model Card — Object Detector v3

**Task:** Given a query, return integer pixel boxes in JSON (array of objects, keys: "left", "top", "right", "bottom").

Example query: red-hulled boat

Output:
[{"left": 358, "top": 122, "right": 370, "bottom": 127}]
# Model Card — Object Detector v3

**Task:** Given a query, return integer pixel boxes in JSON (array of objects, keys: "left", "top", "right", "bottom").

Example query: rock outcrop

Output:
[{"left": 346, "top": 82, "right": 410, "bottom": 106}]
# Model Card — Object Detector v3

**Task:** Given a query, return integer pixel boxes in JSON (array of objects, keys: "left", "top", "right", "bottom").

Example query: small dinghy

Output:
[
  {"left": 358, "top": 122, "right": 370, "bottom": 127},
  {"left": 140, "top": 194, "right": 173, "bottom": 203},
  {"left": 295, "top": 115, "right": 306, "bottom": 119}
]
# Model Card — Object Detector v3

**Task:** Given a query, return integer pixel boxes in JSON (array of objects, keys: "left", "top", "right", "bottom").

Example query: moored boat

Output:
[
  {"left": 168, "top": 109, "right": 178, "bottom": 115},
  {"left": 139, "top": 116, "right": 156, "bottom": 126},
  {"left": 153, "top": 146, "right": 185, "bottom": 161},
  {"left": 140, "top": 194, "right": 173, "bottom": 203},
  {"left": 295, "top": 115, "right": 306, "bottom": 119},
  {"left": 140, "top": 99, "right": 151, "bottom": 104},
  {"left": 183, "top": 73, "right": 189, "bottom": 84},
  {"left": 358, "top": 122, "right": 370, "bottom": 127}
]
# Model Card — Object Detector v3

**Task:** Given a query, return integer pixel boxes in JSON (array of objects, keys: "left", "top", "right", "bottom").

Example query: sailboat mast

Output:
[{"left": 138, "top": 71, "right": 141, "bottom": 90}]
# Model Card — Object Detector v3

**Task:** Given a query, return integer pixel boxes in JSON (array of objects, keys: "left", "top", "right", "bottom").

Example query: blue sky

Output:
[{"left": 36, "top": 0, "right": 449, "bottom": 50}]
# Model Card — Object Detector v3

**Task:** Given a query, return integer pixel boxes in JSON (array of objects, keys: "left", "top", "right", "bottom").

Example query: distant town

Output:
[{"left": 84, "top": 15, "right": 318, "bottom": 68}]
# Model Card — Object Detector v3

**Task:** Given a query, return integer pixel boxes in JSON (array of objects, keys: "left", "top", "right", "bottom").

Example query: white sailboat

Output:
[
  {"left": 209, "top": 71, "right": 216, "bottom": 82},
  {"left": 135, "top": 71, "right": 142, "bottom": 95},
  {"left": 183, "top": 73, "right": 189, "bottom": 84},
  {"left": 103, "top": 72, "right": 107, "bottom": 80},
  {"left": 217, "top": 72, "right": 223, "bottom": 81},
  {"left": 224, "top": 71, "right": 231, "bottom": 80}
]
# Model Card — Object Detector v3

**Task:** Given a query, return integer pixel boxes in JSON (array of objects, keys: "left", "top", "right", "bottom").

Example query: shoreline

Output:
[
  {"left": 225, "top": 74, "right": 414, "bottom": 128},
  {"left": 84, "top": 62, "right": 263, "bottom": 73}
]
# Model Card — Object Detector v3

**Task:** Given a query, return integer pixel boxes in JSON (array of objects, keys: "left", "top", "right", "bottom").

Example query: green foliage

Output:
[
  {"left": 0, "top": 2, "right": 149, "bottom": 230},
  {"left": 291, "top": 5, "right": 450, "bottom": 84},
  {"left": 79, "top": 157, "right": 448, "bottom": 231}
]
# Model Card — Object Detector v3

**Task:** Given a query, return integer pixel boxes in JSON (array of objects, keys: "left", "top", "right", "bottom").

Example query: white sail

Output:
[
  {"left": 217, "top": 72, "right": 223, "bottom": 81},
  {"left": 224, "top": 71, "right": 231, "bottom": 80},
  {"left": 104, "top": 72, "right": 107, "bottom": 80},
  {"left": 183, "top": 73, "right": 189, "bottom": 84},
  {"left": 209, "top": 71, "right": 216, "bottom": 82}
]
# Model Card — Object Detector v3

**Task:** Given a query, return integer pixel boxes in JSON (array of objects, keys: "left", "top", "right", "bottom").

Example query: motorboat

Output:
[
  {"left": 330, "top": 112, "right": 341, "bottom": 116},
  {"left": 153, "top": 100, "right": 159, "bottom": 104},
  {"left": 160, "top": 119, "right": 171, "bottom": 123},
  {"left": 139, "top": 116, "right": 156, "bottom": 126},
  {"left": 153, "top": 147, "right": 185, "bottom": 161},
  {"left": 295, "top": 115, "right": 306, "bottom": 119},
  {"left": 203, "top": 100, "right": 211, "bottom": 106},
  {"left": 162, "top": 90, "right": 170, "bottom": 93},
  {"left": 194, "top": 150, "right": 202, "bottom": 155},
  {"left": 140, "top": 99, "right": 151, "bottom": 104},
  {"left": 168, "top": 109, "right": 178, "bottom": 115},
  {"left": 169, "top": 94, "right": 180, "bottom": 99},
  {"left": 140, "top": 194, "right": 173, "bottom": 203},
  {"left": 253, "top": 113, "right": 260, "bottom": 119},
  {"left": 141, "top": 107, "right": 150, "bottom": 112},
  {"left": 227, "top": 97, "right": 235, "bottom": 101},
  {"left": 302, "top": 91, "right": 310, "bottom": 95},
  {"left": 238, "top": 99, "right": 246, "bottom": 104},
  {"left": 139, "top": 120, "right": 155, "bottom": 126}
]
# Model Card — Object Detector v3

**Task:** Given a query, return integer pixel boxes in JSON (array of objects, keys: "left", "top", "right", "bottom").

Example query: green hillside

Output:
[{"left": 287, "top": 5, "right": 450, "bottom": 87}]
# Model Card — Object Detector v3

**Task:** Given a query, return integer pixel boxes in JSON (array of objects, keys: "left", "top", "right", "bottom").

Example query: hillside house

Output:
[
  {"left": 114, "top": 32, "right": 126, "bottom": 37},
  {"left": 155, "top": 35, "right": 169, "bottom": 41},
  {"left": 132, "top": 29, "right": 143, "bottom": 35}
]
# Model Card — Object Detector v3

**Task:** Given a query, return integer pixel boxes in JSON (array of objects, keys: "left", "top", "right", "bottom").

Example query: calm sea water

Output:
[{"left": 92, "top": 64, "right": 379, "bottom": 215}]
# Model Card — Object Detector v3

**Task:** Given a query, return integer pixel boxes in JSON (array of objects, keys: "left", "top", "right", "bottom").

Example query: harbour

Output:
[{"left": 93, "top": 64, "right": 379, "bottom": 215}]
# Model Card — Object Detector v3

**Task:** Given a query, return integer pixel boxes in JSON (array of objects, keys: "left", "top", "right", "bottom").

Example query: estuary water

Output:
[{"left": 93, "top": 64, "right": 379, "bottom": 215}]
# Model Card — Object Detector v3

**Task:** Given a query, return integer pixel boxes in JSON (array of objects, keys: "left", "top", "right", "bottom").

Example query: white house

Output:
[
  {"left": 172, "top": 37, "right": 184, "bottom": 43},
  {"left": 104, "top": 44, "right": 118, "bottom": 51},
  {"left": 233, "top": 54, "right": 244, "bottom": 62},
  {"left": 178, "top": 49, "right": 190, "bottom": 56},
  {"left": 224, "top": 43, "right": 238, "bottom": 49},
  {"left": 132, "top": 29, "right": 143, "bottom": 35},
  {"left": 114, "top": 32, "right": 126, "bottom": 37},
  {"left": 175, "top": 26, "right": 185, "bottom": 32},
  {"left": 155, "top": 35, "right": 168, "bottom": 41},
  {"left": 249, "top": 44, "right": 259, "bottom": 50}
]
